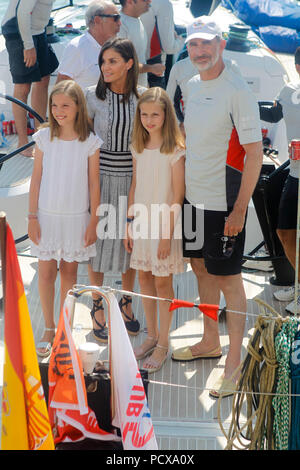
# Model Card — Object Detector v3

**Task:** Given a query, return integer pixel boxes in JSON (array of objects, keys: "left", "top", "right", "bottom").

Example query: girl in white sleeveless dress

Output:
[
  {"left": 124, "top": 87, "right": 186, "bottom": 373},
  {"left": 28, "top": 81, "right": 101, "bottom": 357}
]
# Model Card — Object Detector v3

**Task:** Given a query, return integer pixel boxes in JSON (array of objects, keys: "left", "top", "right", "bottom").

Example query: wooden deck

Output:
[{"left": 0, "top": 249, "right": 291, "bottom": 450}]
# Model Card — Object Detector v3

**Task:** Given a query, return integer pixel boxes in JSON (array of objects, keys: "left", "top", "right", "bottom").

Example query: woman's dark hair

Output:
[{"left": 96, "top": 37, "right": 140, "bottom": 102}]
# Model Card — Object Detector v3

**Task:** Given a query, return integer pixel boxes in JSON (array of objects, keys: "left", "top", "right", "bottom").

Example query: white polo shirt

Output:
[
  {"left": 184, "top": 65, "right": 262, "bottom": 211},
  {"left": 118, "top": 12, "right": 148, "bottom": 87},
  {"left": 58, "top": 31, "right": 101, "bottom": 90}
]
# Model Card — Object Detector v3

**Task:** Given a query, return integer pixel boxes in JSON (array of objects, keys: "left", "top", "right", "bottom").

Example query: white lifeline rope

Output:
[
  {"left": 85, "top": 285, "right": 297, "bottom": 322},
  {"left": 70, "top": 285, "right": 300, "bottom": 398}
]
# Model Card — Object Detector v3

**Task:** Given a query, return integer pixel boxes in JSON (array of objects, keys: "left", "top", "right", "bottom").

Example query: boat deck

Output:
[{"left": 0, "top": 251, "right": 291, "bottom": 450}]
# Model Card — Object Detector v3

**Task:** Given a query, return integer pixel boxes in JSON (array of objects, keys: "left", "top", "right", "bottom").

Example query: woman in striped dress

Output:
[{"left": 86, "top": 38, "right": 145, "bottom": 340}]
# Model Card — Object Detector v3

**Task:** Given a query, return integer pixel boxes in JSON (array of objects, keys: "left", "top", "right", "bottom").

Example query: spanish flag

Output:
[{"left": 1, "top": 223, "right": 54, "bottom": 450}]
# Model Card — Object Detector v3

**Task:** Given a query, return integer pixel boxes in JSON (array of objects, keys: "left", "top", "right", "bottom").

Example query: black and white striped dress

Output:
[{"left": 86, "top": 86, "right": 144, "bottom": 273}]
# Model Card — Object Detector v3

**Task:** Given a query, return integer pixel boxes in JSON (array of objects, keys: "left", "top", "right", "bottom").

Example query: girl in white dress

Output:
[
  {"left": 124, "top": 87, "right": 185, "bottom": 373},
  {"left": 28, "top": 80, "right": 101, "bottom": 357}
]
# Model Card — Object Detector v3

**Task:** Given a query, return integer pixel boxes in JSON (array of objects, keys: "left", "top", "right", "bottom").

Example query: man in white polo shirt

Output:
[
  {"left": 57, "top": 0, "right": 121, "bottom": 90},
  {"left": 118, "top": 0, "right": 165, "bottom": 87},
  {"left": 171, "top": 17, "right": 263, "bottom": 398}
]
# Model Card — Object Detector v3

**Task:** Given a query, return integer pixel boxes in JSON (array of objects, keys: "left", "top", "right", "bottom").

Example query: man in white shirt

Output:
[
  {"left": 260, "top": 48, "right": 300, "bottom": 313},
  {"left": 171, "top": 17, "right": 263, "bottom": 398},
  {"left": 141, "top": 0, "right": 184, "bottom": 87},
  {"left": 118, "top": 0, "right": 165, "bottom": 87},
  {"left": 57, "top": 0, "right": 121, "bottom": 90},
  {"left": 2, "top": 0, "right": 59, "bottom": 156}
]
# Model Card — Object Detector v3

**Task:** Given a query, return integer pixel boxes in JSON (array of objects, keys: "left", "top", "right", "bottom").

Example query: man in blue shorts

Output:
[
  {"left": 171, "top": 17, "right": 263, "bottom": 397},
  {"left": 2, "top": 0, "right": 58, "bottom": 156}
]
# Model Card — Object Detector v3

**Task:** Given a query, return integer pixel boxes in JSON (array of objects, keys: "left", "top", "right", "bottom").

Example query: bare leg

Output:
[
  {"left": 120, "top": 267, "right": 136, "bottom": 319},
  {"left": 142, "top": 275, "right": 174, "bottom": 369},
  {"left": 88, "top": 264, "right": 105, "bottom": 325},
  {"left": 31, "top": 75, "right": 50, "bottom": 126},
  {"left": 190, "top": 258, "right": 221, "bottom": 354},
  {"left": 277, "top": 229, "right": 297, "bottom": 274},
  {"left": 12, "top": 82, "right": 32, "bottom": 155},
  {"left": 218, "top": 273, "right": 246, "bottom": 381},
  {"left": 37, "top": 259, "right": 58, "bottom": 350},
  {"left": 59, "top": 259, "right": 78, "bottom": 313},
  {"left": 138, "top": 270, "right": 158, "bottom": 338}
]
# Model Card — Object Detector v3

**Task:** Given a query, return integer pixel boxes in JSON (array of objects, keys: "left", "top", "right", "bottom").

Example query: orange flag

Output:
[
  {"left": 169, "top": 299, "right": 219, "bottom": 322},
  {"left": 48, "top": 294, "right": 121, "bottom": 445},
  {"left": 1, "top": 223, "right": 54, "bottom": 450}
]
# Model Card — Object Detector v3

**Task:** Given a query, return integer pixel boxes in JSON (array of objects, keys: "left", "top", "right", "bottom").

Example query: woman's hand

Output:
[
  {"left": 123, "top": 223, "right": 134, "bottom": 253},
  {"left": 157, "top": 238, "right": 171, "bottom": 260},
  {"left": 84, "top": 218, "right": 98, "bottom": 247},
  {"left": 28, "top": 219, "right": 41, "bottom": 245}
]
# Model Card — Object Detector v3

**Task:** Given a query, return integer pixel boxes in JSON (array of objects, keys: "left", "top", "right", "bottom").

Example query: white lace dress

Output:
[
  {"left": 30, "top": 127, "right": 102, "bottom": 262},
  {"left": 129, "top": 146, "right": 186, "bottom": 277}
]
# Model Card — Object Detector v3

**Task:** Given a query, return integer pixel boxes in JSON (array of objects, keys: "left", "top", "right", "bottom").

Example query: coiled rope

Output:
[
  {"left": 218, "top": 299, "right": 300, "bottom": 450},
  {"left": 272, "top": 315, "right": 299, "bottom": 450}
]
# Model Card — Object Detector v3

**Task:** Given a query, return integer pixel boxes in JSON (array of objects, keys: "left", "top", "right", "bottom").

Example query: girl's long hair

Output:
[
  {"left": 96, "top": 37, "right": 139, "bottom": 102},
  {"left": 43, "top": 80, "right": 92, "bottom": 141},
  {"left": 131, "top": 87, "right": 185, "bottom": 154}
]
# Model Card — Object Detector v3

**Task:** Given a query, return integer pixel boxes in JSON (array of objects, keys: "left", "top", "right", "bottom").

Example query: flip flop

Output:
[
  {"left": 171, "top": 345, "right": 222, "bottom": 362},
  {"left": 209, "top": 375, "right": 236, "bottom": 399},
  {"left": 36, "top": 327, "right": 56, "bottom": 358},
  {"left": 36, "top": 341, "right": 52, "bottom": 358}
]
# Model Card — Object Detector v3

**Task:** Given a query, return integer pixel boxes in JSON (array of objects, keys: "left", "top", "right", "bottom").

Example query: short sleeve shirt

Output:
[
  {"left": 276, "top": 81, "right": 300, "bottom": 178},
  {"left": 184, "top": 65, "right": 262, "bottom": 211},
  {"left": 57, "top": 32, "right": 101, "bottom": 90},
  {"left": 118, "top": 13, "right": 148, "bottom": 87}
]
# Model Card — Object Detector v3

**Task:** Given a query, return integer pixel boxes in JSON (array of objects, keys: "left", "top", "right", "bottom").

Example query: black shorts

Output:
[
  {"left": 4, "top": 31, "right": 59, "bottom": 84},
  {"left": 182, "top": 198, "right": 246, "bottom": 276},
  {"left": 277, "top": 175, "right": 298, "bottom": 230}
]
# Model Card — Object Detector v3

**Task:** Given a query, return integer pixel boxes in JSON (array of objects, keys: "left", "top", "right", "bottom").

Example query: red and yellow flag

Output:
[{"left": 1, "top": 223, "right": 54, "bottom": 450}]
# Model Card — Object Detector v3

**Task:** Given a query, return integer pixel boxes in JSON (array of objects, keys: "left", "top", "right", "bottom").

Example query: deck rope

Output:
[
  {"left": 218, "top": 299, "right": 295, "bottom": 450},
  {"left": 272, "top": 315, "right": 299, "bottom": 450}
]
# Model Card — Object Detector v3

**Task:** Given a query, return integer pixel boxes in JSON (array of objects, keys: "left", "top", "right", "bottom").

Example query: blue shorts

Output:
[{"left": 4, "top": 31, "right": 59, "bottom": 84}]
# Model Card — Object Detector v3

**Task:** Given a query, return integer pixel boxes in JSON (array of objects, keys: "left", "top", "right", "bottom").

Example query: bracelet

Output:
[
  {"left": 28, "top": 214, "right": 38, "bottom": 220},
  {"left": 126, "top": 217, "right": 134, "bottom": 223}
]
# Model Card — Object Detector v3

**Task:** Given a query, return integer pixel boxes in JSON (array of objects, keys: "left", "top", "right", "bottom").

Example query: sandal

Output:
[
  {"left": 90, "top": 297, "right": 108, "bottom": 343},
  {"left": 134, "top": 336, "right": 158, "bottom": 360},
  {"left": 209, "top": 374, "right": 237, "bottom": 399},
  {"left": 142, "top": 344, "right": 168, "bottom": 374},
  {"left": 119, "top": 295, "right": 140, "bottom": 336},
  {"left": 36, "top": 327, "right": 56, "bottom": 358}
]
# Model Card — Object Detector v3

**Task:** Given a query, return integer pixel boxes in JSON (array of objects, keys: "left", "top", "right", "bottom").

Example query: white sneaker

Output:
[
  {"left": 273, "top": 285, "right": 295, "bottom": 302},
  {"left": 243, "top": 249, "right": 273, "bottom": 272},
  {"left": 286, "top": 295, "right": 300, "bottom": 314}
]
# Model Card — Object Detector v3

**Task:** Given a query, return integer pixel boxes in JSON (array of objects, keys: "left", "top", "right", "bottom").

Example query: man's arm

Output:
[
  {"left": 56, "top": 73, "right": 73, "bottom": 84},
  {"left": 139, "top": 62, "right": 165, "bottom": 76},
  {"left": 155, "top": 0, "right": 184, "bottom": 55},
  {"left": 224, "top": 140, "right": 263, "bottom": 236},
  {"left": 16, "top": 0, "right": 39, "bottom": 67}
]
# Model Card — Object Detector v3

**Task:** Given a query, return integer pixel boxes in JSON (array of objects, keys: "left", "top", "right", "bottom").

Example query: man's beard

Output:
[{"left": 193, "top": 49, "right": 220, "bottom": 72}]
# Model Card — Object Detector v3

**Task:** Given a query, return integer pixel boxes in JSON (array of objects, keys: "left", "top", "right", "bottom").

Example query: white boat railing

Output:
[{"left": 0, "top": 93, "right": 44, "bottom": 245}]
